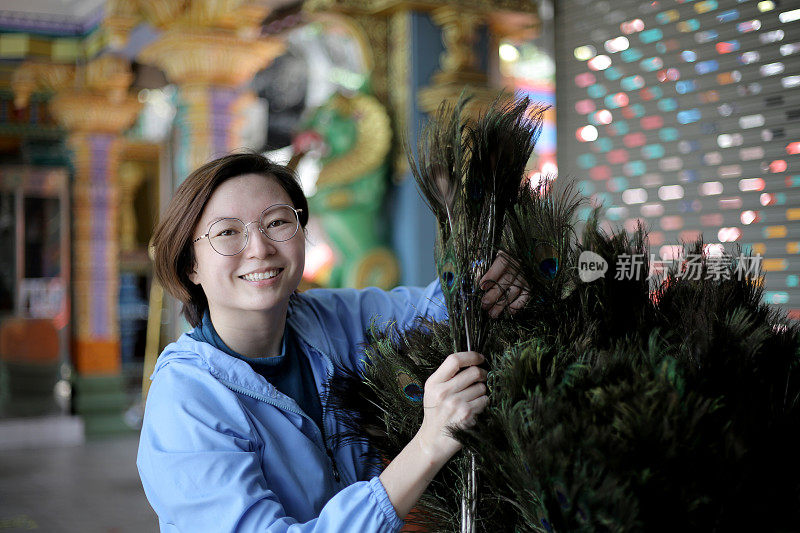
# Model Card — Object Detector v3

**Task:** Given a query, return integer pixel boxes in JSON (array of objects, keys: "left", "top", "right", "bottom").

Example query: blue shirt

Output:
[
  {"left": 188, "top": 311, "right": 324, "bottom": 433},
  {"left": 137, "top": 280, "right": 447, "bottom": 532}
]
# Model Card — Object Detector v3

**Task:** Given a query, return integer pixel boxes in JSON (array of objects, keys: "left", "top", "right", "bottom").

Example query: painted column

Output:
[
  {"left": 171, "top": 84, "right": 257, "bottom": 181},
  {"left": 49, "top": 86, "right": 140, "bottom": 374},
  {"left": 70, "top": 133, "right": 120, "bottom": 372}
]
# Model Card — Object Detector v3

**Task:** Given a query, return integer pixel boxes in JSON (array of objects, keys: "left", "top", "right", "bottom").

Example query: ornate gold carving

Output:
[
  {"left": 432, "top": 7, "right": 479, "bottom": 79},
  {"left": 50, "top": 91, "right": 140, "bottom": 134},
  {"left": 11, "top": 62, "right": 74, "bottom": 109},
  {"left": 135, "top": 0, "right": 188, "bottom": 28},
  {"left": 12, "top": 56, "right": 136, "bottom": 110},
  {"left": 417, "top": 5, "right": 509, "bottom": 117},
  {"left": 304, "top": 0, "right": 537, "bottom": 15},
  {"left": 104, "top": 0, "right": 141, "bottom": 50},
  {"left": 316, "top": 93, "right": 392, "bottom": 188},
  {"left": 348, "top": 15, "right": 389, "bottom": 104},
  {"left": 84, "top": 55, "right": 135, "bottom": 103},
  {"left": 388, "top": 9, "right": 411, "bottom": 178},
  {"left": 418, "top": 84, "right": 509, "bottom": 118},
  {"left": 304, "top": 0, "right": 373, "bottom": 12},
  {"left": 135, "top": 0, "right": 271, "bottom": 33},
  {"left": 431, "top": 7, "right": 484, "bottom": 82},
  {"left": 138, "top": 28, "right": 284, "bottom": 86}
]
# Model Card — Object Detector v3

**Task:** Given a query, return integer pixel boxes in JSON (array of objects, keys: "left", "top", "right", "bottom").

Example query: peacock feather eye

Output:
[
  {"left": 441, "top": 268, "right": 456, "bottom": 290},
  {"left": 534, "top": 242, "right": 559, "bottom": 280},
  {"left": 439, "top": 250, "right": 458, "bottom": 293},
  {"left": 539, "top": 257, "right": 559, "bottom": 279},
  {"left": 396, "top": 370, "right": 423, "bottom": 402}
]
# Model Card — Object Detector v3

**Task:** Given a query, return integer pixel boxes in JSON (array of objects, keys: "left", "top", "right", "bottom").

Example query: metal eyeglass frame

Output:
[{"left": 191, "top": 204, "right": 304, "bottom": 256}]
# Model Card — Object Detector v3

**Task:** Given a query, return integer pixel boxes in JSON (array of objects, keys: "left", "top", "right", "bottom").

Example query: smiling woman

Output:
[
  {"left": 150, "top": 153, "right": 309, "bottom": 330},
  {"left": 185, "top": 174, "right": 306, "bottom": 359},
  {"left": 137, "top": 152, "right": 529, "bottom": 533}
]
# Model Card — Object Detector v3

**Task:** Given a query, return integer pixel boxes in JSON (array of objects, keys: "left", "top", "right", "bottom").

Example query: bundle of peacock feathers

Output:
[{"left": 327, "top": 96, "right": 800, "bottom": 532}]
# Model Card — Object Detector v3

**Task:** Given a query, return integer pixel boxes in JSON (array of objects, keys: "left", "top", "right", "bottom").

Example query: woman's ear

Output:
[{"left": 188, "top": 263, "right": 200, "bottom": 285}]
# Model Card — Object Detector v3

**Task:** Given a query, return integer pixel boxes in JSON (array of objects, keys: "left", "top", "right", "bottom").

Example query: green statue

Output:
[{"left": 293, "top": 91, "right": 399, "bottom": 289}]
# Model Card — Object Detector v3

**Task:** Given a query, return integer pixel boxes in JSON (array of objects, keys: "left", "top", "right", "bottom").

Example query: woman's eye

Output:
[
  {"left": 215, "top": 228, "right": 239, "bottom": 237},
  {"left": 267, "top": 219, "right": 288, "bottom": 228}
]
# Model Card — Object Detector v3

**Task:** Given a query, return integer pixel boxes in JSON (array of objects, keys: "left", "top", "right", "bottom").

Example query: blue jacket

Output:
[{"left": 137, "top": 281, "right": 446, "bottom": 532}]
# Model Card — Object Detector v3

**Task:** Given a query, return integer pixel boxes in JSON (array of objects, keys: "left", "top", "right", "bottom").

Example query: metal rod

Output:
[
  {"left": 461, "top": 308, "right": 476, "bottom": 533},
  {"left": 461, "top": 452, "right": 477, "bottom": 533}
]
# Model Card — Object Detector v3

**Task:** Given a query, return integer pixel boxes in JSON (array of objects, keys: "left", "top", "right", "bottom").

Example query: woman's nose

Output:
[{"left": 245, "top": 224, "right": 277, "bottom": 257}]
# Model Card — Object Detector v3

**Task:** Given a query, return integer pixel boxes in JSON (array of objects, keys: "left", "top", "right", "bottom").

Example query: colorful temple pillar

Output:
[
  {"left": 171, "top": 84, "right": 258, "bottom": 181},
  {"left": 134, "top": 3, "right": 285, "bottom": 180},
  {"left": 10, "top": 53, "right": 141, "bottom": 436},
  {"left": 12, "top": 56, "right": 140, "bottom": 375},
  {"left": 46, "top": 57, "right": 141, "bottom": 375},
  {"left": 67, "top": 133, "right": 123, "bottom": 373}
]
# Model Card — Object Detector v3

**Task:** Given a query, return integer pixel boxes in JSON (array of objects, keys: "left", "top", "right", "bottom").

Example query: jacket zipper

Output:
[{"left": 219, "top": 377, "right": 342, "bottom": 485}]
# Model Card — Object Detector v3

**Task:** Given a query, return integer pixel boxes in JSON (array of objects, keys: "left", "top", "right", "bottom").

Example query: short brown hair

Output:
[{"left": 151, "top": 152, "right": 309, "bottom": 327}]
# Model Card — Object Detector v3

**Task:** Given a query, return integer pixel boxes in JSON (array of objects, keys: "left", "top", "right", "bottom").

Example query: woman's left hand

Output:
[{"left": 479, "top": 250, "right": 530, "bottom": 318}]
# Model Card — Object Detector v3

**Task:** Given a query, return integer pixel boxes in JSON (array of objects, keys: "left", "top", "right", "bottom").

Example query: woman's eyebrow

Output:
[
  {"left": 202, "top": 204, "right": 279, "bottom": 229},
  {"left": 204, "top": 215, "right": 237, "bottom": 229}
]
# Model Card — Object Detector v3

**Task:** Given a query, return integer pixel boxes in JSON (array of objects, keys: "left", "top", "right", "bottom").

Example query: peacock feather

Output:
[
  {"left": 409, "top": 93, "right": 548, "bottom": 354},
  {"left": 326, "top": 95, "right": 800, "bottom": 532}
]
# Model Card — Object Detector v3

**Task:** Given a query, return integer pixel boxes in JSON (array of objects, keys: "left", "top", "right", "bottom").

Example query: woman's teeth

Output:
[{"left": 241, "top": 269, "right": 281, "bottom": 281}]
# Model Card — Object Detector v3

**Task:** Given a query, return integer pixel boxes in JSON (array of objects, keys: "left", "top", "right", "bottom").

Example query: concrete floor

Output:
[{"left": 0, "top": 434, "right": 157, "bottom": 532}]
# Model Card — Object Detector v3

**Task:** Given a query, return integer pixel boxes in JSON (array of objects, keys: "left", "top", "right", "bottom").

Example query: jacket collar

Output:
[
  {"left": 154, "top": 334, "right": 279, "bottom": 396},
  {"left": 153, "top": 292, "right": 333, "bottom": 394}
]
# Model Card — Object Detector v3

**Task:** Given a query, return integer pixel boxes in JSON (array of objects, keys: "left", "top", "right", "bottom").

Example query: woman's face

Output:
[{"left": 189, "top": 173, "right": 305, "bottom": 323}]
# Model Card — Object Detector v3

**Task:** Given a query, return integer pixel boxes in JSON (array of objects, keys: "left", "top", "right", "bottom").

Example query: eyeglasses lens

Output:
[
  {"left": 260, "top": 205, "right": 299, "bottom": 242},
  {"left": 208, "top": 219, "right": 247, "bottom": 256},
  {"left": 206, "top": 206, "right": 299, "bottom": 256}
]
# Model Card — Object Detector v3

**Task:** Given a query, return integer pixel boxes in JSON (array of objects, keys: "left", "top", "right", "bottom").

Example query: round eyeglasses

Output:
[{"left": 192, "top": 204, "right": 303, "bottom": 256}]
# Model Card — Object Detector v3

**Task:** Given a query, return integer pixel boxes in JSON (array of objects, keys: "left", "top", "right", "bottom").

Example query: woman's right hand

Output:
[
  {"left": 415, "top": 351, "right": 489, "bottom": 463},
  {"left": 379, "top": 352, "right": 488, "bottom": 517}
]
